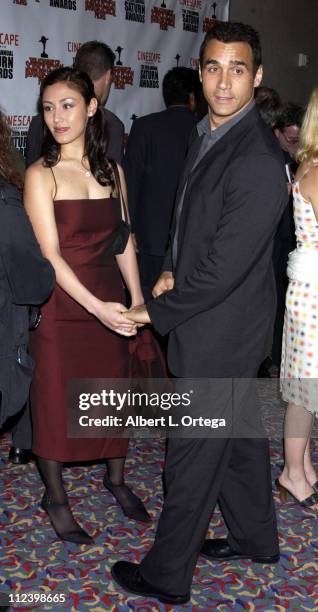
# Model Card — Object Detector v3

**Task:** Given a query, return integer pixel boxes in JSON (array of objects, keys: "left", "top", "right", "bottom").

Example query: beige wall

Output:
[{"left": 229, "top": 0, "right": 318, "bottom": 106}]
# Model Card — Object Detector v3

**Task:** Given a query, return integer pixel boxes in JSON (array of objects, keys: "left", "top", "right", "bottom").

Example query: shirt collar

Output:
[{"left": 197, "top": 99, "right": 255, "bottom": 139}]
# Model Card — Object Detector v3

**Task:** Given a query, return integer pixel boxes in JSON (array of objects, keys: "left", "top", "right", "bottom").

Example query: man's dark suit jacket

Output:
[
  {"left": 147, "top": 107, "right": 288, "bottom": 377},
  {"left": 124, "top": 106, "right": 197, "bottom": 256},
  {"left": 25, "top": 109, "right": 124, "bottom": 167}
]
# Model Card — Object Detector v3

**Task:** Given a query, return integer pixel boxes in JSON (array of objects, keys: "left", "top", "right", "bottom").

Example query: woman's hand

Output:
[{"left": 94, "top": 301, "right": 137, "bottom": 336}]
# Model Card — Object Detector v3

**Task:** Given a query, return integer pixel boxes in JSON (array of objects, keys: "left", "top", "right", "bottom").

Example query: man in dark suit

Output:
[
  {"left": 111, "top": 22, "right": 288, "bottom": 605},
  {"left": 25, "top": 41, "right": 124, "bottom": 167},
  {"left": 124, "top": 67, "right": 198, "bottom": 300}
]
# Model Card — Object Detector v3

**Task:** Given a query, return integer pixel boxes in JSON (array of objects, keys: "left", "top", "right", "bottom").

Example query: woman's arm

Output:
[
  {"left": 24, "top": 164, "right": 136, "bottom": 335},
  {"left": 115, "top": 164, "right": 144, "bottom": 307}
]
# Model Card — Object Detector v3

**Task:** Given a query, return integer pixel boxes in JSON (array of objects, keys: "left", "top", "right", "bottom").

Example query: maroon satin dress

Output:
[{"left": 31, "top": 197, "right": 129, "bottom": 461}]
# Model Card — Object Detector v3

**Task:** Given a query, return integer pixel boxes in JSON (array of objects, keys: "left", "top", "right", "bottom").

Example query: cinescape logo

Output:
[
  {"left": 7, "top": 114, "right": 33, "bottom": 157},
  {"left": 0, "top": 33, "right": 18, "bottom": 80},
  {"left": 138, "top": 49, "right": 160, "bottom": 89}
]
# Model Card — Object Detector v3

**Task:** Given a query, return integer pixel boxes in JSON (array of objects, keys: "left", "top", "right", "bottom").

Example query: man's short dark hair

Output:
[
  {"left": 74, "top": 41, "right": 115, "bottom": 81},
  {"left": 199, "top": 21, "right": 262, "bottom": 74},
  {"left": 254, "top": 86, "right": 282, "bottom": 128},
  {"left": 275, "top": 102, "right": 304, "bottom": 131},
  {"left": 162, "top": 67, "right": 200, "bottom": 107}
]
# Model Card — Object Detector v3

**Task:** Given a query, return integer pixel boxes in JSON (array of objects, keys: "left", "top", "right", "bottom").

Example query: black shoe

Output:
[
  {"left": 103, "top": 476, "right": 151, "bottom": 523},
  {"left": 111, "top": 561, "right": 190, "bottom": 605},
  {"left": 275, "top": 477, "right": 318, "bottom": 510},
  {"left": 201, "top": 539, "right": 280, "bottom": 564},
  {"left": 8, "top": 447, "right": 32, "bottom": 465},
  {"left": 40, "top": 494, "right": 94, "bottom": 545}
]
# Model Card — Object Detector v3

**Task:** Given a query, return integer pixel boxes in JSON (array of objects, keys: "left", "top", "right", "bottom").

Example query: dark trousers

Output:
[
  {"left": 11, "top": 400, "right": 32, "bottom": 448},
  {"left": 140, "top": 436, "right": 279, "bottom": 595}
]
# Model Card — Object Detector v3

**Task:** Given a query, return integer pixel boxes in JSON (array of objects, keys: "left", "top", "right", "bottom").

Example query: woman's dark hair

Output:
[
  {"left": 0, "top": 111, "right": 23, "bottom": 190},
  {"left": 199, "top": 21, "right": 262, "bottom": 74},
  {"left": 40, "top": 66, "right": 115, "bottom": 190}
]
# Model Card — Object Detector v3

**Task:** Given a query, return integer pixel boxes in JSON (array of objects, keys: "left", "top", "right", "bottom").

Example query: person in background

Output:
[
  {"left": 274, "top": 102, "right": 304, "bottom": 162},
  {"left": 0, "top": 110, "right": 55, "bottom": 432},
  {"left": 124, "top": 67, "right": 199, "bottom": 301},
  {"left": 26, "top": 41, "right": 124, "bottom": 167},
  {"left": 0, "top": 115, "right": 50, "bottom": 465},
  {"left": 254, "top": 85, "right": 282, "bottom": 129},
  {"left": 279, "top": 86, "right": 318, "bottom": 510},
  {"left": 24, "top": 67, "right": 149, "bottom": 546},
  {"left": 271, "top": 103, "right": 304, "bottom": 372}
]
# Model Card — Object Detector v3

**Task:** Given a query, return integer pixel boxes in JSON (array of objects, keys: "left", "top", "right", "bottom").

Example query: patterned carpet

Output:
[{"left": 1, "top": 384, "right": 318, "bottom": 611}]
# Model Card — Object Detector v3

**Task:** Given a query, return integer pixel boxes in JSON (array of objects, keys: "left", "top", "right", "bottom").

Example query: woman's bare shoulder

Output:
[
  {"left": 301, "top": 162, "right": 318, "bottom": 203},
  {"left": 25, "top": 158, "right": 54, "bottom": 184}
]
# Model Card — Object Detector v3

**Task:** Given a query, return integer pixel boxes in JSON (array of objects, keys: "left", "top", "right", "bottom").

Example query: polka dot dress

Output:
[{"left": 280, "top": 180, "right": 318, "bottom": 415}]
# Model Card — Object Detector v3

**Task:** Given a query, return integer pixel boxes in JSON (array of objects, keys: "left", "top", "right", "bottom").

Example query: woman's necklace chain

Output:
[
  {"left": 79, "top": 160, "right": 91, "bottom": 177},
  {"left": 61, "top": 158, "right": 91, "bottom": 177}
]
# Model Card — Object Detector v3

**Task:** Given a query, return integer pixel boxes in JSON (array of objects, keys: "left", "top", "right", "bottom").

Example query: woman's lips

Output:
[{"left": 54, "top": 127, "right": 70, "bottom": 133}]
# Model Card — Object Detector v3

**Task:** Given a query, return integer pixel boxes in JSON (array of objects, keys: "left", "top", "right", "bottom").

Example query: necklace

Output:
[
  {"left": 60, "top": 157, "right": 92, "bottom": 177},
  {"left": 80, "top": 160, "right": 91, "bottom": 177}
]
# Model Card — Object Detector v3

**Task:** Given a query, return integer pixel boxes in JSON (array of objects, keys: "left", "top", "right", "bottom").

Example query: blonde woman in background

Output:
[{"left": 279, "top": 86, "right": 318, "bottom": 510}]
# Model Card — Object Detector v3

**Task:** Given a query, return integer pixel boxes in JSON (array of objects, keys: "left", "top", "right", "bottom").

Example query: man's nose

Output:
[{"left": 217, "top": 69, "right": 231, "bottom": 89}]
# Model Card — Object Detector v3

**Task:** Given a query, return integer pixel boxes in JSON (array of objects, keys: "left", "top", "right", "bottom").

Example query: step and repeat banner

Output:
[{"left": 1, "top": 0, "right": 229, "bottom": 156}]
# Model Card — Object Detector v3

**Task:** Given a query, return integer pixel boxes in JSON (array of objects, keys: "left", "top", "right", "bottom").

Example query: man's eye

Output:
[{"left": 233, "top": 68, "right": 243, "bottom": 75}]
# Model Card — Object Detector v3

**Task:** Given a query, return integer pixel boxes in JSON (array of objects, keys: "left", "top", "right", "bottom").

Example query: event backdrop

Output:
[{"left": 1, "top": 0, "right": 229, "bottom": 156}]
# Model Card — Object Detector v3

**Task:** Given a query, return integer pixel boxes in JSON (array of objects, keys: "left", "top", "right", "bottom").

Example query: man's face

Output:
[
  {"left": 274, "top": 124, "right": 300, "bottom": 159},
  {"left": 199, "top": 39, "right": 263, "bottom": 127}
]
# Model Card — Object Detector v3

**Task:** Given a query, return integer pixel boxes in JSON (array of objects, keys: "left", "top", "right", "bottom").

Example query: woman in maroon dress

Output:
[{"left": 24, "top": 67, "right": 150, "bottom": 544}]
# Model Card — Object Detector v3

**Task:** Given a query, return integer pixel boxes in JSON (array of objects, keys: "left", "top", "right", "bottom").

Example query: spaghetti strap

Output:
[{"left": 49, "top": 166, "right": 57, "bottom": 200}]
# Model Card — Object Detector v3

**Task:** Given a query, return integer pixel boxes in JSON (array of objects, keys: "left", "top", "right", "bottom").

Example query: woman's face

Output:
[{"left": 42, "top": 81, "right": 97, "bottom": 146}]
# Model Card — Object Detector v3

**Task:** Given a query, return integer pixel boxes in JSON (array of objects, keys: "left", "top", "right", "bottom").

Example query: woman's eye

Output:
[
  {"left": 43, "top": 106, "right": 52, "bottom": 112},
  {"left": 64, "top": 103, "right": 73, "bottom": 109}
]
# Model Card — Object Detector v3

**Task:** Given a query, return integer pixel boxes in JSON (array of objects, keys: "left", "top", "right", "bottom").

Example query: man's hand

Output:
[
  {"left": 152, "top": 271, "right": 174, "bottom": 298},
  {"left": 124, "top": 304, "right": 151, "bottom": 326}
]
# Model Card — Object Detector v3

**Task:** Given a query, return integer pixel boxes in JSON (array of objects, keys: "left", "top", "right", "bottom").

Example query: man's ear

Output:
[{"left": 254, "top": 64, "right": 263, "bottom": 88}]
